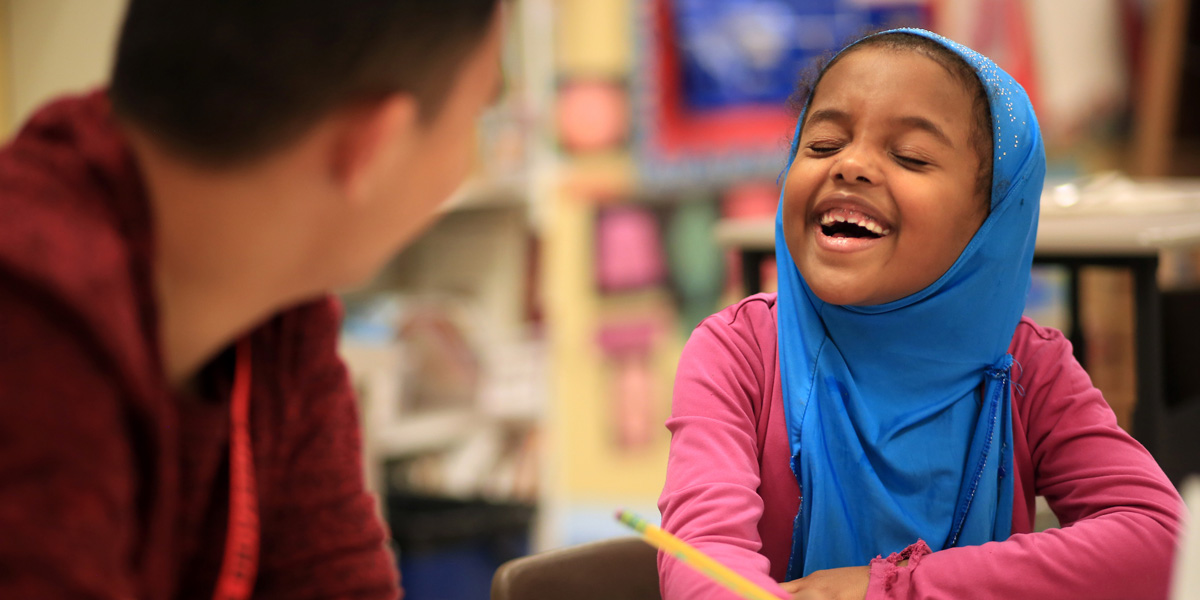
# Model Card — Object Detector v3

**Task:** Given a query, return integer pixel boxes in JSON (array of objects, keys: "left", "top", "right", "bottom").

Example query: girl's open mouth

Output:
[
  {"left": 818, "top": 208, "right": 891, "bottom": 238},
  {"left": 813, "top": 207, "right": 891, "bottom": 252}
]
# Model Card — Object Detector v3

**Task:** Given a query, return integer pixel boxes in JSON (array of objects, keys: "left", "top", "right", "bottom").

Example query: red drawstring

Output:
[{"left": 212, "top": 338, "right": 260, "bottom": 600}]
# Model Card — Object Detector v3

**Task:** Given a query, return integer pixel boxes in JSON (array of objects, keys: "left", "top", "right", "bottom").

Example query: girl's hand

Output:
[{"left": 780, "top": 565, "right": 870, "bottom": 600}]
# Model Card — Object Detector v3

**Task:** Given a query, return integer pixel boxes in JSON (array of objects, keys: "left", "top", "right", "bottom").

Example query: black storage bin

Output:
[{"left": 387, "top": 494, "right": 535, "bottom": 600}]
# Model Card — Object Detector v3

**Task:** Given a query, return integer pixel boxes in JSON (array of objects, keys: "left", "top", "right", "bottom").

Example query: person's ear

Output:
[{"left": 332, "top": 93, "right": 420, "bottom": 204}]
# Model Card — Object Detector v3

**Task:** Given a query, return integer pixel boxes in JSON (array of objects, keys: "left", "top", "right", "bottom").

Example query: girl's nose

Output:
[{"left": 831, "top": 146, "right": 879, "bottom": 185}]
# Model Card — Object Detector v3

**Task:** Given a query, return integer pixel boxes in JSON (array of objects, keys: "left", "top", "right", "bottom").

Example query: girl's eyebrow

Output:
[
  {"left": 894, "top": 115, "right": 953, "bottom": 148},
  {"left": 806, "top": 109, "right": 954, "bottom": 149},
  {"left": 805, "top": 108, "right": 850, "bottom": 129}
]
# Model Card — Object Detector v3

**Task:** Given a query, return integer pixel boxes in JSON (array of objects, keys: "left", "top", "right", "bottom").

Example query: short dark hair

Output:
[
  {"left": 110, "top": 0, "right": 500, "bottom": 165},
  {"left": 788, "top": 32, "right": 994, "bottom": 207}
]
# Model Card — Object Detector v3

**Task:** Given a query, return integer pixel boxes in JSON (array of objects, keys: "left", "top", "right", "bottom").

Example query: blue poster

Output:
[{"left": 673, "top": 0, "right": 926, "bottom": 110}]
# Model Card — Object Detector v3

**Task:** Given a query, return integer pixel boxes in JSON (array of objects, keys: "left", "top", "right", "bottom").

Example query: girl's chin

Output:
[
  {"left": 808, "top": 286, "right": 883, "bottom": 307},
  {"left": 797, "top": 263, "right": 900, "bottom": 307}
]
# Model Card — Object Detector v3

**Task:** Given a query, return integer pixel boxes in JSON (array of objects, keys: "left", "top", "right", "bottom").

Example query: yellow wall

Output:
[
  {"left": 548, "top": 180, "right": 680, "bottom": 505},
  {"left": 555, "top": 0, "right": 631, "bottom": 77},
  {"left": 548, "top": 0, "right": 678, "bottom": 517},
  {"left": 0, "top": 1, "right": 10, "bottom": 137},
  {"left": 6, "top": 0, "right": 126, "bottom": 127}
]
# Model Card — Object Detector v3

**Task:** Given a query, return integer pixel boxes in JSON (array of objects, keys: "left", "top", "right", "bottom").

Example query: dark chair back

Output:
[{"left": 491, "top": 537, "right": 661, "bottom": 600}]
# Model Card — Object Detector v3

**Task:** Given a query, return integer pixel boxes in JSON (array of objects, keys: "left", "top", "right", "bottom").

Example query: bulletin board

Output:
[{"left": 632, "top": 0, "right": 929, "bottom": 188}]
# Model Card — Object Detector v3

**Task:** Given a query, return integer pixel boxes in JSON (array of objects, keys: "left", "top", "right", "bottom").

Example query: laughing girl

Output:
[{"left": 658, "top": 29, "right": 1182, "bottom": 600}]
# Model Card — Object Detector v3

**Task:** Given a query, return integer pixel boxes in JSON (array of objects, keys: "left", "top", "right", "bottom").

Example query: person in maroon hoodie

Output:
[{"left": 0, "top": 1, "right": 503, "bottom": 598}]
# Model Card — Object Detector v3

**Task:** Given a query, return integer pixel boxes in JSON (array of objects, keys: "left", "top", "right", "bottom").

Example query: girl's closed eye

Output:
[
  {"left": 806, "top": 141, "right": 843, "bottom": 155},
  {"left": 890, "top": 145, "right": 937, "bottom": 169},
  {"left": 892, "top": 153, "right": 931, "bottom": 168}
]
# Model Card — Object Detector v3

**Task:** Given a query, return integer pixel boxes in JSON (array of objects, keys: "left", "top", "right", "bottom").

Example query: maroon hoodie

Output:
[{"left": 0, "top": 91, "right": 400, "bottom": 600}]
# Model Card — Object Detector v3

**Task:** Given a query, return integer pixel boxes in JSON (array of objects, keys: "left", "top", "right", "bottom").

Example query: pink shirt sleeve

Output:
[
  {"left": 658, "top": 301, "right": 790, "bottom": 600},
  {"left": 868, "top": 322, "right": 1183, "bottom": 600}
]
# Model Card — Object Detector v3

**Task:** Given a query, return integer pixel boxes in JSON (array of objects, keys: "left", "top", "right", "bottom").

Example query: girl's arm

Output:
[
  {"left": 868, "top": 322, "right": 1183, "bottom": 600},
  {"left": 658, "top": 303, "right": 790, "bottom": 600}
]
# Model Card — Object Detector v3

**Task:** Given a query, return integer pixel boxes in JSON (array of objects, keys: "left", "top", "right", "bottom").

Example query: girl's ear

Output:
[{"left": 331, "top": 93, "right": 420, "bottom": 205}]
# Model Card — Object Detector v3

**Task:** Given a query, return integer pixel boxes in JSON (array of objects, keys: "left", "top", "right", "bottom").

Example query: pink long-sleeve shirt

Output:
[{"left": 659, "top": 293, "right": 1182, "bottom": 600}]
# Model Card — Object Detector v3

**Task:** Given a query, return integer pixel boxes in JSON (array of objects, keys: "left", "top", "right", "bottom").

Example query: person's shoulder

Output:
[
  {"left": 1009, "top": 316, "right": 1090, "bottom": 411},
  {"left": 698, "top": 292, "right": 778, "bottom": 336},
  {"left": 0, "top": 93, "right": 155, "bottom": 380},
  {"left": 0, "top": 91, "right": 141, "bottom": 306},
  {"left": 1010, "top": 316, "right": 1072, "bottom": 362},
  {"left": 0, "top": 90, "right": 127, "bottom": 205},
  {"left": 254, "top": 295, "right": 344, "bottom": 380},
  {"left": 684, "top": 293, "right": 779, "bottom": 364}
]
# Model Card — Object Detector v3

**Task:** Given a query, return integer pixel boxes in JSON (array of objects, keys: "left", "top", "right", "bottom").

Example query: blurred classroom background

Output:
[{"left": 3, "top": 0, "right": 1200, "bottom": 598}]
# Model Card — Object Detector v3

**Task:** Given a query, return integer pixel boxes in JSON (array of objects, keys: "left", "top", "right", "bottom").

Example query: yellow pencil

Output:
[{"left": 616, "top": 510, "right": 781, "bottom": 600}]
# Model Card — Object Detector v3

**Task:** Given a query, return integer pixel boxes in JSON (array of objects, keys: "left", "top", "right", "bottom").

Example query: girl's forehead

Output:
[
  {"left": 806, "top": 48, "right": 974, "bottom": 129},
  {"left": 818, "top": 47, "right": 958, "bottom": 97}
]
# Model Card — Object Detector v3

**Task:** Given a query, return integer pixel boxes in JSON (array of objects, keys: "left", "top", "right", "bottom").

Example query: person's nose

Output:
[{"left": 831, "top": 144, "right": 880, "bottom": 186}]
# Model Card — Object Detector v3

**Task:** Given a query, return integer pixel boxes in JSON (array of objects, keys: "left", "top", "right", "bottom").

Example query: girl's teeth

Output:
[{"left": 818, "top": 209, "right": 889, "bottom": 235}]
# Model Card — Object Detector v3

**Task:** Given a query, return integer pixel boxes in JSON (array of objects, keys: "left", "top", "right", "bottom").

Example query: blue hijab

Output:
[{"left": 775, "top": 28, "right": 1045, "bottom": 578}]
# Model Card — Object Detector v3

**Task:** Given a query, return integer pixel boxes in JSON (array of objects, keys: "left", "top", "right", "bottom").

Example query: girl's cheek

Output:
[{"left": 781, "top": 194, "right": 808, "bottom": 240}]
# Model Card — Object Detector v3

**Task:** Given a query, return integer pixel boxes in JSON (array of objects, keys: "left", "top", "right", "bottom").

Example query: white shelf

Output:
[{"left": 371, "top": 409, "right": 482, "bottom": 457}]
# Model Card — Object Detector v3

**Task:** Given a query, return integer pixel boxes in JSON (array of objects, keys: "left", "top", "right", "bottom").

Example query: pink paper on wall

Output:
[
  {"left": 722, "top": 181, "right": 779, "bottom": 220},
  {"left": 595, "top": 205, "right": 666, "bottom": 292},
  {"left": 597, "top": 321, "right": 660, "bottom": 452},
  {"left": 558, "top": 79, "right": 630, "bottom": 153}
]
